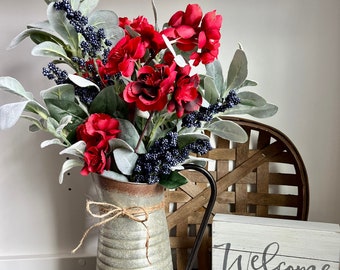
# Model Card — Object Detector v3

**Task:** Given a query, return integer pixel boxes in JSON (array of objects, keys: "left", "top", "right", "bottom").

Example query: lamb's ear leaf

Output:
[
  {"left": 206, "top": 59, "right": 224, "bottom": 96},
  {"left": 0, "top": 101, "right": 29, "bottom": 130},
  {"left": 59, "top": 159, "right": 83, "bottom": 184},
  {"left": 204, "top": 120, "right": 248, "bottom": 143},
  {"left": 47, "top": 3, "right": 79, "bottom": 50},
  {"left": 113, "top": 148, "right": 138, "bottom": 176},
  {"left": 226, "top": 49, "right": 248, "bottom": 94},
  {"left": 0, "top": 77, "right": 33, "bottom": 100}
]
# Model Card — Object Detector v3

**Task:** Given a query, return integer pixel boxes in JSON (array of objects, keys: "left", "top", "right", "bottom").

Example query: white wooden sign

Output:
[{"left": 212, "top": 214, "right": 340, "bottom": 270}]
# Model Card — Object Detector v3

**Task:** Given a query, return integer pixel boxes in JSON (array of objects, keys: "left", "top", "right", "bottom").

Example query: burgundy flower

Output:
[
  {"left": 168, "top": 65, "right": 202, "bottom": 117},
  {"left": 104, "top": 36, "right": 146, "bottom": 77},
  {"left": 123, "top": 65, "right": 176, "bottom": 112}
]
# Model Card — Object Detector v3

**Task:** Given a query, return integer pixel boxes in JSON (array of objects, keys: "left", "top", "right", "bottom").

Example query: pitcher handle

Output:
[{"left": 179, "top": 164, "right": 217, "bottom": 270}]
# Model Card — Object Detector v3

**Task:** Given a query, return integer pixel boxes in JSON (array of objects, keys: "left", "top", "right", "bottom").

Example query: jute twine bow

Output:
[{"left": 72, "top": 200, "right": 165, "bottom": 264}]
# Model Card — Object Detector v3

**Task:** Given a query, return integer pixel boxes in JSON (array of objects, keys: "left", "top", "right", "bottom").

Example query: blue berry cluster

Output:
[
  {"left": 53, "top": 0, "right": 112, "bottom": 60},
  {"left": 132, "top": 131, "right": 212, "bottom": 184},
  {"left": 74, "top": 86, "right": 99, "bottom": 106},
  {"left": 42, "top": 63, "right": 68, "bottom": 84},
  {"left": 182, "top": 90, "right": 240, "bottom": 128}
]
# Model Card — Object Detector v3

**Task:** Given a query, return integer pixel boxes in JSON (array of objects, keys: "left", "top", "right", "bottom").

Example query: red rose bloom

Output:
[
  {"left": 80, "top": 146, "right": 108, "bottom": 175},
  {"left": 76, "top": 113, "right": 120, "bottom": 150},
  {"left": 105, "top": 36, "right": 146, "bottom": 77},
  {"left": 123, "top": 65, "right": 176, "bottom": 112}
]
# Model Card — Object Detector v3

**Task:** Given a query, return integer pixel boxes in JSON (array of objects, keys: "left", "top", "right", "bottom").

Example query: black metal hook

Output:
[{"left": 179, "top": 164, "right": 217, "bottom": 270}]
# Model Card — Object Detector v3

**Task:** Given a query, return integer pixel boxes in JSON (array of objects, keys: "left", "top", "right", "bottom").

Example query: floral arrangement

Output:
[{"left": 0, "top": 0, "right": 277, "bottom": 189}]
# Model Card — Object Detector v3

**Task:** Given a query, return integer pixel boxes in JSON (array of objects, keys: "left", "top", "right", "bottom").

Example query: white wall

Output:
[{"left": 0, "top": 0, "right": 339, "bottom": 264}]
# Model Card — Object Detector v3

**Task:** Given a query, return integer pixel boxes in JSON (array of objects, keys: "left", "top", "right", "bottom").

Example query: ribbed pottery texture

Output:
[{"left": 92, "top": 174, "right": 173, "bottom": 270}]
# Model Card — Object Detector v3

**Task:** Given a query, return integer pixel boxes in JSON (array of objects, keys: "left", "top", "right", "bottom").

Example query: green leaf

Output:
[
  {"left": 44, "top": 99, "right": 87, "bottom": 131},
  {"left": 159, "top": 171, "right": 188, "bottom": 189},
  {"left": 24, "top": 116, "right": 44, "bottom": 131},
  {"left": 238, "top": 91, "right": 267, "bottom": 107},
  {"left": 47, "top": 3, "right": 78, "bottom": 50},
  {"left": 46, "top": 116, "right": 60, "bottom": 132},
  {"left": 41, "top": 138, "right": 65, "bottom": 148},
  {"left": 70, "top": 0, "right": 80, "bottom": 10},
  {"left": 25, "top": 100, "right": 49, "bottom": 117},
  {"left": 113, "top": 148, "right": 138, "bottom": 175},
  {"left": 8, "top": 28, "right": 65, "bottom": 49},
  {"left": 59, "top": 158, "right": 83, "bottom": 184},
  {"left": 31, "top": 41, "right": 70, "bottom": 61},
  {"left": 202, "top": 76, "right": 220, "bottom": 104},
  {"left": 227, "top": 103, "right": 278, "bottom": 118},
  {"left": 177, "top": 133, "right": 210, "bottom": 149},
  {"left": 206, "top": 59, "right": 224, "bottom": 95},
  {"left": 41, "top": 84, "right": 75, "bottom": 101},
  {"left": 31, "top": 42, "right": 60, "bottom": 57},
  {"left": 89, "top": 85, "right": 127, "bottom": 118},
  {"left": 0, "top": 77, "right": 33, "bottom": 100},
  {"left": 182, "top": 156, "right": 210, "bottom": 168},
  {"left": 78, "top": 0, "right": 99, "bottom": 16},
  {"left": 88, "top": 10, "right": 124, "bottom": 45},
  {"left": 204, "top": 120, "right": 248, "bottom": 143},
  {"left": 56, "top": 115, "right": 73, "bottom": 134},
  {"left": 226, "top": 49, "right": 248, "bottom": 94},
  {"left": 109, "top": 138, "right": 134, "bottom": 151},
  {"left": 68, "top": 74, "right": 100, "bottom": 90},
  {"left": 109, "top": 139, "right": 139, "bottom": 176},
  {"left": 239, "top": 79, "right": 257, "bottom": 89},
  {"left": 101, "top": 170, "right": 129, "bottom": 182},
  {"left": 118, "top": 119, "right": 146, "bottom": 153},
  {"left": 0, "top": 101, "right": 29, "bottom": 130},
  {"left": 59, "top": 140, "right": 86, "bottom": 157}
]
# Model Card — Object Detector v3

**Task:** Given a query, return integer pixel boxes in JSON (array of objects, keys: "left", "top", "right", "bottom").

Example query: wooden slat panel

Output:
[
  {"left": 247, "top": 193, "right": 299, "bottom": 206},
  {"left": 167, "top": 116, "right": 309, "bottom": 269}
]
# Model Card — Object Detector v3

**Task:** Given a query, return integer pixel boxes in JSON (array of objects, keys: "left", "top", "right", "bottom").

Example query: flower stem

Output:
[{"left": 134, "top": 111, "right": 154, "bottom": 152}]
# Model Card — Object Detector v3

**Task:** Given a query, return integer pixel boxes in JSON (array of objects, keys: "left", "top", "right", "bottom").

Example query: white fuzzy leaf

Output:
[
  {"left": 68, "top": 74, "right": 100, "bottom": 91},
  {"left": 0, "top": 101, "right": 29, "bottom": 130},
  {"left": 0, "top": 77, "right": 33, "bottom": 100},
  {"left": 41, "top": 138, "right": 65, "bottom": 148},
  {"left": 59, "top": 159, "right": 83, "bottom": 184},
  {"left": 59, "top": 141, "right": 86, "bottom": 158},
  {"left": 205, "top": 120, "right": 248, "bottom": 143},
  {"left": 113, "top": 148, "right": 138, "bottom": 175},
  {"left": 31, "top": 41, "right": 69, "bottom": 60},
  {"left": 100, "top": 170, "right": 129, "bottom": 182}
]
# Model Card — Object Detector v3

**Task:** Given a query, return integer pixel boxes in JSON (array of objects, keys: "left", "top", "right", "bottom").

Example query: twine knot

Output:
[{"left": 72, "top": 200, "right": 164, "bottom": 264}]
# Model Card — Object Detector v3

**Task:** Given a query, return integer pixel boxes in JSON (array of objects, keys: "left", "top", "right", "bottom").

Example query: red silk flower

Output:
[
  {"left": 162, "top": 4, "right": 222, "bottom": 66},
  {"left": 123, "top": 64, "right": 177, "bottom": 112},
  {"left": 104, "top": 36, "right": 146, "bottom": 77},
  {"left": 76, "top": 113, "right": 120, "bottom": 175},
  {"left": 80, "top": 146, "right": 108, "bottom": 175},
  {"left": 168, "top": 65, "right": 202, "bottom": 117},
  {"left": 119, "top": 16, "right": 165, "bottom": 53}
]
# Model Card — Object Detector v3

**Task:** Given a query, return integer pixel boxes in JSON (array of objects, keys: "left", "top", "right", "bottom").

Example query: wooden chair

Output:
[{"left": 165, "top": 116, "right": 309, "bottom": 270}]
